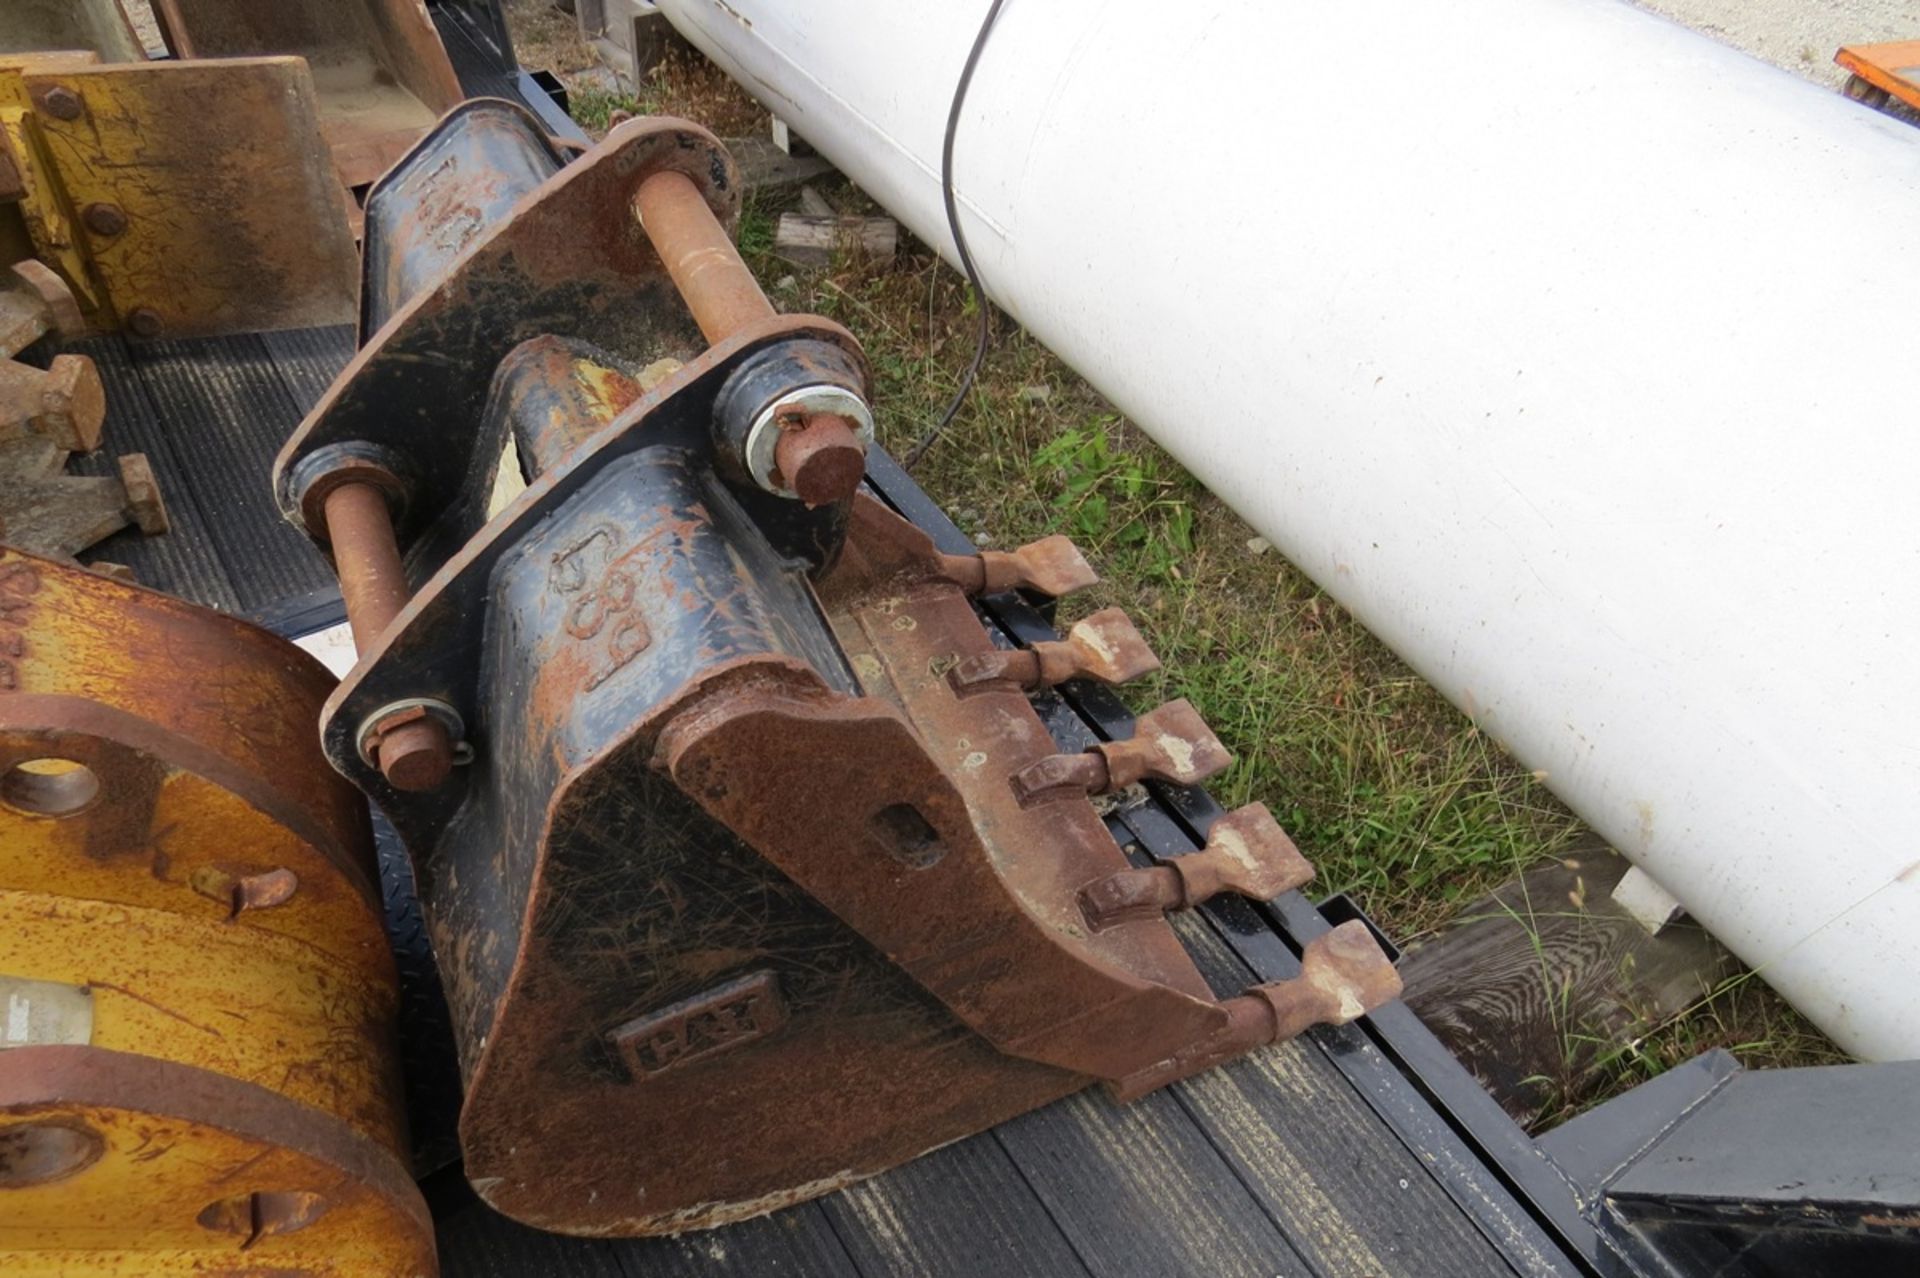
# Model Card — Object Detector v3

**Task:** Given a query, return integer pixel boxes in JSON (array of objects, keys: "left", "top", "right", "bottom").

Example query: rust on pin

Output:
[
  {"left": 632, "top": 169, "right": 774, "bottom": 345},
  {"left": 321, "top": 480, "right": 452, "bottom": 791}
]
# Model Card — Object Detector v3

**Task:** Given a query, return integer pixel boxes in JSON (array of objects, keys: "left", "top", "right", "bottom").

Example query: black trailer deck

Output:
[{"left": 39, "top": 10, "right": 1604, "bottom": 1276}]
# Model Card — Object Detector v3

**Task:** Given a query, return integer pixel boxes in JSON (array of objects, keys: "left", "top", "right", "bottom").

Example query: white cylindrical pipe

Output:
[{"left": 660, "top": 0, "right": 1920, "bottom": 1060}]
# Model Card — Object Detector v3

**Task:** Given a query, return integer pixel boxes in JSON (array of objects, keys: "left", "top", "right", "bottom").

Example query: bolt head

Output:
[
  {"left": 36, "top": 86, "right": 82, "bottom": 121},
  {"left": 9, "top": 260, "right": 83, "bottom": 337},
  {"left": 124, "top": 307, "right": 164, "bottom": 339},
  {"left": 82, "top": 203, "right": 127, "bottom": 237}
]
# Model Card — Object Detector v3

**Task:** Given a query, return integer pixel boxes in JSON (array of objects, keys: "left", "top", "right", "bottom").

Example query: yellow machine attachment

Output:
[
  {"left": 0, "top": 548, "right": 435, "bottom": 1277},
  {"left": 0, "top": 2, "right": 468, "bottom": 341},
  {"left": 0, "top": 50, "right": 357, "bottom": 339}
]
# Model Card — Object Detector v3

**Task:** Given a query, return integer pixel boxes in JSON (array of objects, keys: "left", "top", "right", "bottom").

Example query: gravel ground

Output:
[{"left": 1632, "top": 0, "right": 1914, "bottom": 90}]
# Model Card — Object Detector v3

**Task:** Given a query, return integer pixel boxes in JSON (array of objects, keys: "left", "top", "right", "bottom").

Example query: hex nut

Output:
[{"left": 36, "top": 86, "right": 82, "bottom": 121}]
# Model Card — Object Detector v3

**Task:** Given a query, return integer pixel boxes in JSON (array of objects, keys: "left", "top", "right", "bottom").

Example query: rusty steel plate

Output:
[
  {"left": 0, "top": 1, "right": 145, "bottom": 62},
  {"left": 0, "top": 52, "right": 107, "bottom": 318}
]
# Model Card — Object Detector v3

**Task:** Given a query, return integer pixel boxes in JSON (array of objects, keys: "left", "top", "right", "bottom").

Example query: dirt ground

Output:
[{"left": 1634, "top": 0, "right": 1913, "bottom": 89}]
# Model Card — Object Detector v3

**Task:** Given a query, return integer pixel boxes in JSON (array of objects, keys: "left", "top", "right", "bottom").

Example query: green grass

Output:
[
  {"left": 735, "top": 200, "right": 777, "bottom": 259},
  {"left": 566, "top": 85, "right": 643, "bottom": 136},
  {"left": 1525, "top": 963, "right": 1847, "bottom": 1129}
]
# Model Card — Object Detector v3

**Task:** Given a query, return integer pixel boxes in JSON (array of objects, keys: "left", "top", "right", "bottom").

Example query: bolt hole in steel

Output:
[
  {"left": 870, "top": 803, "right": 947, "bottom": 868},
  {"left": 0, "top": 1121, "right": 104, "bottom": 1188},
  {"left": 0, "top": 758, "right": 100, "bottom": 817},
  {"left": 197, "top": 1189, "right": 329, "bottom": 1249}
]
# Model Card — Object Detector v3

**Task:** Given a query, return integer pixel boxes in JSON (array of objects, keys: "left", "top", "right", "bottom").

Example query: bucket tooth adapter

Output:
[
  {"left": 0, "top": 550, "right": 435, "bottom": 1276},
  {"left": 273, "top": 102, "right": 1404, "bottom": 1236}
]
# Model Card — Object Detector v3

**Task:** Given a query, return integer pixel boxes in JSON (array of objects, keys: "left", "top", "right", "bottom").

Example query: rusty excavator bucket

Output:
[
  {"left": 149, "top": 0, "right": 464, "bottom": 187},
  {"left": 272, "top": 101, "right": 1404, "bottom": 1236},
  {"left": 0, "top": 550, "right": 435, "bottom": 1275}
]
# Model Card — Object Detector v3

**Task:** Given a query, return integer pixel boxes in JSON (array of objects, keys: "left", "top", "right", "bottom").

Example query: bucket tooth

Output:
[
  {"left": 1078, "top": 802, "right": 1315, "bottom": 929},
  {"left": 1100, "top": 699, "right": 1232, "bottom": 788},
  {"left": 1012, "top": 698, "right": 1231, "bottom": 803},
  {"left": 949, "top": 606, "right": 1161, "bottom": 694},
  {"left": 116, "top": 452, "right": 169, "bottom": 535},
  {"left": 1247, "top": 920, "right": 1403, "bottom": 1041},
  {"left": 937, "top": 533, "right": 1097, "bottom": 598},
  {"left": 1110, "top": 920, "right": 1403, "bottom": 1099},
  {"left": 0, "top": 437, "right": 171, "bottom": 563},
  {"left": 0, "top": 354, "right": 105, "bottom": 453},
  {"left": 0, "top": 262, "right": 84, "bottom": 360}
]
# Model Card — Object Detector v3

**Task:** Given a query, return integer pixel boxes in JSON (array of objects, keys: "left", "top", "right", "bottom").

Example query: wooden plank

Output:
[
  {"left": 1399, "top": 838, "right": 1736, "bottom": 1125},
  {"left": 725, "top": 135, "right": 836, "bottom": 195},
  {"left": 773, "top": 213, "right": 897, "bottom": 267},
  {"left": 819, "top": 1132, "right": 1093, "bottom": 1278},
  {"left": 797, "top": 186, "right": 836, "bottom": 219}
]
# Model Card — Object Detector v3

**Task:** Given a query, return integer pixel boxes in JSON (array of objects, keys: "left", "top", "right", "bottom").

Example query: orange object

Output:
[{"left": 1835, "top": 40, "right": 1920, "bottom": 113}]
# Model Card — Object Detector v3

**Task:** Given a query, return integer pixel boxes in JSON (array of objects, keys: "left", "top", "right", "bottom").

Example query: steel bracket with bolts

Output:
[{"left": 0, "top": 51, "right": 356, "bottom": 339}]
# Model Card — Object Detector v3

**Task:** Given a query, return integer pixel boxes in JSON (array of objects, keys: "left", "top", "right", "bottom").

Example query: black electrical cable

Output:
[{"left": 902, "top": 0, "right": 1009, "bottom": 472}]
